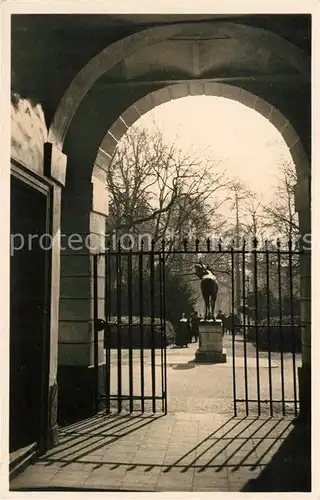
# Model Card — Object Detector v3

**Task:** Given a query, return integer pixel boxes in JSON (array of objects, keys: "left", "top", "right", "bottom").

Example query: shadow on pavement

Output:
[
  {"left": 35, "top": 413, "right": 164, "bottom": 468},
  {"left": 10, "top": 414, "right": 311, "bottom": 493},
  {"left": 241, "top": 420, "right": 311, "bottom": 492},
  {"left": 169, "top": 362, "right": 197, "bottom": 370}
]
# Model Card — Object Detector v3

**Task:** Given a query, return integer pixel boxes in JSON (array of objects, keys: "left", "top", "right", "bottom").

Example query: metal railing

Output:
[{"left": 92, "top": 238, "right": 306, "bottom": 416}]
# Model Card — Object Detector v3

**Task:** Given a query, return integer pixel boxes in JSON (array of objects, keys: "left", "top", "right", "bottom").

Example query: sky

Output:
[{"left": 131, "top": 95, "right": 294, "bottom": 208}]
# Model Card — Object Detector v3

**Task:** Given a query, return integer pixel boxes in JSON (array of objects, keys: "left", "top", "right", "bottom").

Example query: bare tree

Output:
[
  {"left": 242, "top": 196, "right": 267, "bottom": 242},
  {"left": 106, "top": 125, "right": 229, "bottom": 245},
  {"left": 261, "top": 157, "right": 299, "bottom": 242}
]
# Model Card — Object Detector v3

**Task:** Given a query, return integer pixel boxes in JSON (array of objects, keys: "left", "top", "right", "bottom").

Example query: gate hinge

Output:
[{"left": 95, "top": 318, "right": 106, "bottom": 331}]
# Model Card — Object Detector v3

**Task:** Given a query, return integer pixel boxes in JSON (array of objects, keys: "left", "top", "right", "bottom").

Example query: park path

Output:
[{"left": 108, "top": 333, "right": 301, "bottom": 415}]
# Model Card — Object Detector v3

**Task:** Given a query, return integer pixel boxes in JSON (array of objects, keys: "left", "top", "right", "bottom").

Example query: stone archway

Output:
[
  {"left": 95, "top": 81, "right": 309, "bottom": 180},
  {"left": 91, "top": 83, "right": 311, "bottom": 419},
  {"left": 54, "top": 25, "right": 310, "bottom": 423}
]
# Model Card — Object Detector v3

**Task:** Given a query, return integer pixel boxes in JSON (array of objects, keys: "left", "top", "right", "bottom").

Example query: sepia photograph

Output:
[{"left": 2, "top": 4, "right": 315, "bottom": 494}]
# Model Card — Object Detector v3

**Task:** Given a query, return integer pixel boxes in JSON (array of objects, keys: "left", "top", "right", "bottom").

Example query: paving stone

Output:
[
  {"left": 155, "top": 485, "right": 193, "bottom": 491},
  {"left": 229, "top": 481, "right": 249, "bottom": 491},
  {"left": 120, "top": 466, "right": 161, "bottom": 490},
  {"left": 83, "top": 474, "right": 123, "bottom": 489},
  {"left": 10, "top": 467, "right": 60, "bottom": 489},
  {"left": 194, "top": 454, "right": 227, "bottom": 468},
  {"left": 163, "top": 455, "right": 197, "bottom": 469},
  {"left": 155, "top": 481, "right": 194, "bottom": 492},
  {"left": 156, "top": 465, "right": 195, "bottom": 489},
  {"left": 227, "top": 466, "right": 263, "bottom": 482},
  {"left": 83, "top": 464, "right": 128, "bottom": 488},
  {"left": 193, "top": 477, "right": 229, "bottom": 491},
  {"left": 132, "top": 452, "right": 166, "bottom": 467},
  {"left": 139, "top": 439, "right": 169, "bottom": 449},
  {"left": 48, "top": 468, "right": 92, "bottom": 488},
  {"left": 194, "top": 485, "right": 229, "bottom": 491},
  {"left": 102, "top": 451, "right": 136, "bottom": 464},
  {"left": 120, "top": 483, "right": 156, "bottom": 491}
]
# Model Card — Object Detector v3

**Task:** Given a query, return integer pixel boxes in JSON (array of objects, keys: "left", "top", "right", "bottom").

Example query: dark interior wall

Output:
[{"left": 10, "top": 15, "right": 141, "bottom": 126}]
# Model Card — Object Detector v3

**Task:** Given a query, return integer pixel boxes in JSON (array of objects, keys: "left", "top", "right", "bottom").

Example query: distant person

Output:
[
  {"left": 225, "top": 313, "right": 241, "bottom": 334},
  {"left": 216, "top": 309, "right": 226, "bottom": 335},
  {"left": 175, "top": 313, "right": 191, "bottom": 347},
  {"left": 216, "top": 309, "right": 224, "bottom": 320},
  {"left": 190, "top": 311, "right": 200, "bottom": 343},
  {"left": 225, "top": 314, "right": 233, "bottom": 334},
  {"left": 234, "top": 313, "right": 242, "bottom": 333}
]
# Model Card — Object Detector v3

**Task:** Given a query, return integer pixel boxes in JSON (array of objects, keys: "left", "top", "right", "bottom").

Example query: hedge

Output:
[
  {"left": 104, "top": 316, "right": 176, "bottom": 348},
  {"left": 246, "top": 316, "right": 301, "bottom": 352}
]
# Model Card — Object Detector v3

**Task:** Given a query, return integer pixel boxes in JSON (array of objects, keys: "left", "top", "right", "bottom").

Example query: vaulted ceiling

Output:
[{"left": 11, "top": 14, "right": 311, "bottom": 127}]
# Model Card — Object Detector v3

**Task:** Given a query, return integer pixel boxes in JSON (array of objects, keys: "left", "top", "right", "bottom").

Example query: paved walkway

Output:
[
  {"left": 11, "top": 412, "right": 309, "bottom": 492},
  {"left": 10, "top": 336, "right": 309, "bottom": 492}
]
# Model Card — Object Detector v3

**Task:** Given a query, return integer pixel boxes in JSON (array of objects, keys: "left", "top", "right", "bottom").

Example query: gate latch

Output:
[{"left": 95, "top": 318, "right": 106, "bottom": 331}]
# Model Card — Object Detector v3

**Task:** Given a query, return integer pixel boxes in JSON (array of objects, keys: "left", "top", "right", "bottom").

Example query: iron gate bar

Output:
[
  {"left": 277, "top": 241, "right": 286, "bottom": 416},
  {"left": 159, "top": 254, "right": 165, "bottom": 413},
  {"left": 127, "top": 250, "right": 134, "bottom": 413},
  {"left": 231, "top": 246, "right": 237, "bottom": 417},
  {"left": 288, "top": 239, "right": 298, "bottom": 416},
  {"left": 105, "top": 253, "right": 111, "bottom": 413},
  {"left": 116, "top": 246, "right": 122, "bottom": 413},
  {"left": 138, "top": 250, "right": 145, "bottom": 413},
  {"left": 265, "top": 244, "right": 273, "bottom": 416},
  {"left": 162, "top": 245, "right": 168, "bottom": 414},
  {"left": 253, "top": 239, "right": 261, "bottom": 415},
  {"left": 241, "top": 243, "right": 249, "bottom": 416},
  {"left": 93, "top": 255, "right": 99, "bottom": 414},
  {"left": 150, "top": 244, "right": 156, "bottom": 413}
]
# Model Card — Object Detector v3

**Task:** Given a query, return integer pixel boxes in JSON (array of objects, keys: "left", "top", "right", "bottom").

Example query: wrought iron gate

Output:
[
  {"left": 93, "top": 244, "right": 168, "bottom": 414},
  {"left": 228, "top": 238, "right": 302, "bottom": 417},
  {"left": 93, "top": 238, "right": 304, "bottom": 417}
]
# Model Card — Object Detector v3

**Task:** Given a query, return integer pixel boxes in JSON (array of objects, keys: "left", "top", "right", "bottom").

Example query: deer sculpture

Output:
[{"left": 195, "top": 263, "right": 219, "bottom": 321}]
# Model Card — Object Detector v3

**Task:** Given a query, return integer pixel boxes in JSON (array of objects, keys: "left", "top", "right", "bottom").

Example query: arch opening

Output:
[
  {"left": 94, "top": 82, "right": 309, "bottom": 183},
  {"left": 55, "top": 24, "right": 310, "bottom": 424}
]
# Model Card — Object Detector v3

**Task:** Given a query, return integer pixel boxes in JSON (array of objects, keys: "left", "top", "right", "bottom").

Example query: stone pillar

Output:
[
  {"left": 58, "top": 169, "right": 108, "bottom": 424},
  {"left": 43, "top": 142, "right": 67, "bottom": 448},
  {"left": 294, "top": 175, "right": 311, "bottom": 422},
  {"left": 195, "top": 320, "right": 227, "bottom": 363},
  {"left": 46, "top": 183, "right": 61, "bottom": 448}
]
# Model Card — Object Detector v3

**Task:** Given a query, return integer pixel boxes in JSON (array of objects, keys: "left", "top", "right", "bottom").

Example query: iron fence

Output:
[{"left": 93, "top": 238, "right": 306, "bottom": 416}]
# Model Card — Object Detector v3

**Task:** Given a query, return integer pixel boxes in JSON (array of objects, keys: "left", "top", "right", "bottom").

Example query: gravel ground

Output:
[{"left": 105, "top": 334, "right": 301, "bottom": 416}]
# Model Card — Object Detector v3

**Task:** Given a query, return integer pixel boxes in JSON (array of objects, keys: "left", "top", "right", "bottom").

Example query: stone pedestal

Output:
[{"left": 195, "top": 320, "right": 227, "bottom": 363}]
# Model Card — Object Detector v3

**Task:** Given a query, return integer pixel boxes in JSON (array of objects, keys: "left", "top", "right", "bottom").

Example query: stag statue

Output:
[{"left": 195, "top": 263, "right": 219, "bottom": 321}]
